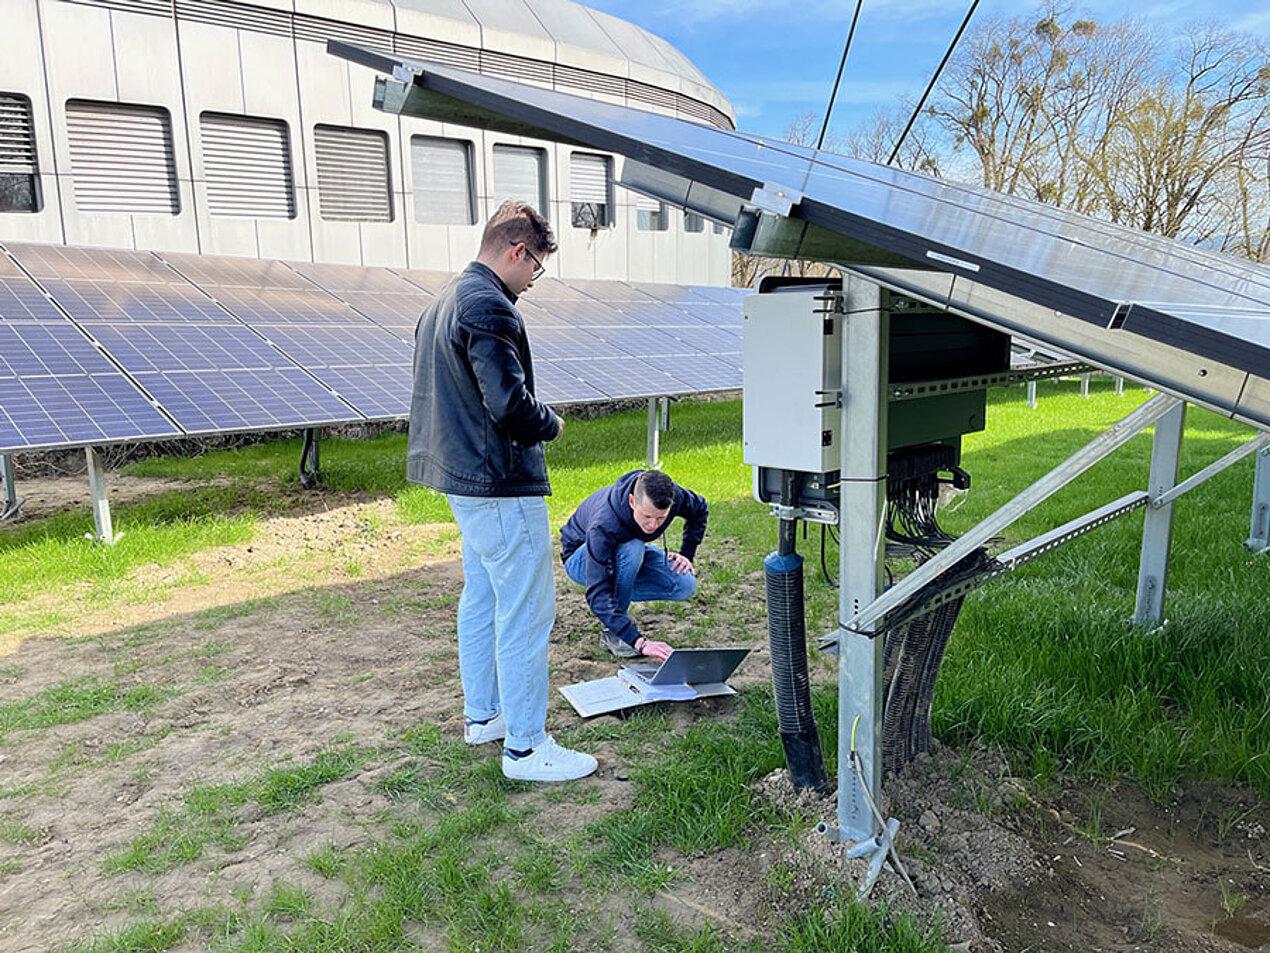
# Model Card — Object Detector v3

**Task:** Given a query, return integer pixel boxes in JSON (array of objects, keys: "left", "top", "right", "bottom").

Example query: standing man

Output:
[
  {"left": 408, "top": 201, "right": 596, "bottom": 783},
  {"left": 560, "top": 469, "right": 708, "bottom": 661}
]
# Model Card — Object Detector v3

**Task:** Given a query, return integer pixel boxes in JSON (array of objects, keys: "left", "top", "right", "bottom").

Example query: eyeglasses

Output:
[{"left": 512, "top": 241, "right": 546, "bottom": 281}]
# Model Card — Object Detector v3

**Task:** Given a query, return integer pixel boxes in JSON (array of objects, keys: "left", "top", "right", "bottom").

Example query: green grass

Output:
[
  {"left": 0, "top": 486, "right": 259, "bottom": 604},
  {"left": 0, "top": 678, "right": 173, "bottom": 741},
  {"left": 103, "top": 745, "right": 369, "bottom": 874}
]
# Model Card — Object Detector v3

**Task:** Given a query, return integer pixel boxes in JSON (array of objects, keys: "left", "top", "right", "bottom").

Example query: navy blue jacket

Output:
[
  {"left": 407, "top": 262, "right": 560, "bottom": 496},
  {"left": 560, "top": 469, "right": 709, "bottom": 646}
]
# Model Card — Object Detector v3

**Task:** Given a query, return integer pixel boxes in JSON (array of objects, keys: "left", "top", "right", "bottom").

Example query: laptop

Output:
[{"left": 623, "top": 646, "right": 751, "bottom": 687}]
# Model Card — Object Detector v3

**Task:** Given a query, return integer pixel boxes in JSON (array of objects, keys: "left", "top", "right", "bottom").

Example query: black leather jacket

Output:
[{"left": 406, "top": 262, "right": 560, "bottom": 496}]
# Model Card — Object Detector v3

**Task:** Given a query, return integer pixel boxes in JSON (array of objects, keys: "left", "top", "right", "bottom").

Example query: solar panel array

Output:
[
  {"left": 348, "top": 53, "right": 1270, "bottom": 430},
  {"left": 0, "top": 242, "right": 745, "bottom": 453}
]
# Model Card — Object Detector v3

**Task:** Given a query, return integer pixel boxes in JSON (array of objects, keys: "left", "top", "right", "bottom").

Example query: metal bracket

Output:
[
  {"left": 768, "top": 501, "right": 838, "bottom": 525},
  {"left": 0, "top": 454, "right": 23, "bottom": 521},
  {"left": 748, "top": 182, "right": 802, "bottom": 217},
  {"left": 814, "top": 388, "right": 843, "bottom": 409},
  {"left": 888, "top": 361, "right": 1092, "bottom": 403}
]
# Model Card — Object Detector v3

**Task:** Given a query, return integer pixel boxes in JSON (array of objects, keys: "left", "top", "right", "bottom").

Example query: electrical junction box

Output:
[
  {"left": 743, "top": 279, "right": 1011, "bottom": 481},
  {"left": 742, "top": 284, "right": 842, "bottom": 474}
]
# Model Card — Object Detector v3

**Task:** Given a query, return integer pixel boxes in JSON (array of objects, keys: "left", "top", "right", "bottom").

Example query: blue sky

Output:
[{"left": 585, "top": 0, "right": 1270, "bottom": 140}]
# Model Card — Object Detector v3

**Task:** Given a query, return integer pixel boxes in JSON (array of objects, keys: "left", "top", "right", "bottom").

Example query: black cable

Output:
[
  {"left": 887, "top": 0, "right": 980, "bottom": 166},
  {"left": 817, "top": 0, "right": 865, "bottom": 151}
]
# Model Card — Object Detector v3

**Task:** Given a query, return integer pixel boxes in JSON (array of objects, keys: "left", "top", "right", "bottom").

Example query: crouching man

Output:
[{"left": 560, "top": 469, "right": 708, "bottom": 661}]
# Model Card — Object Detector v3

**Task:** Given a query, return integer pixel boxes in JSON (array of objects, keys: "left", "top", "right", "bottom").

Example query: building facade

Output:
[{"left": 0, "top": 0, "right": 735, "bottom": 283}]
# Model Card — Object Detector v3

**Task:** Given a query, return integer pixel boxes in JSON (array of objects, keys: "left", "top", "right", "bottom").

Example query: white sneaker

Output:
[
  {"left": 502, "top": 736, "right": 597, "bottom": 782},
  {"left": 464, "top": 712, "right": 506, "bottom": 745}
]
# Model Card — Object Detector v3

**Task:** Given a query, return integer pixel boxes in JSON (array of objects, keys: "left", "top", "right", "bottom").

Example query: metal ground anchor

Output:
[{"left": 816, "top": 816, "right": 903, "bottom": 900}]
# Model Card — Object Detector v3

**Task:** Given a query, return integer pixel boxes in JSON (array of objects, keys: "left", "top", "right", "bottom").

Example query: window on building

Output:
[
  {"left": 66, "top": 99, "right": 179, "bottom": 214},
  {"left": 411, "top": 135, "right": 475, "bottom": 225},
  {"left": 200, "top": 112, "right": 295, "bottom": 219},
  {"left": 634, "top": 192, "right": 666, "bottom": 231},
  {"left": 492, "top": 144, "right": 547, "bottom": 215},
  {"left": 684, "top": 211, "right": 705, "bottom": 233},
  {"left": 0, "top": 93, "right": 40, "bottom": 213},
  {"left": 313, "top": 124, "right": 392, "bottom": 222},
  {"left": 570, "top": 152, "right": 611, "bottom": 228}
]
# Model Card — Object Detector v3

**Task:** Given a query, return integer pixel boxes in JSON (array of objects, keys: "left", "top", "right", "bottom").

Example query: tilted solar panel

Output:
[
  {"left": 332, "top": 46, "right": 1270, "bottom": 428},
  {"left": 532, "top": 360, "right": 608, "bottom": 404}
]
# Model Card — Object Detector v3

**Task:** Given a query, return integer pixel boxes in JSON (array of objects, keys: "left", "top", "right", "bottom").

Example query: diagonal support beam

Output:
[
  {"left": 1155, "top": 432, "right": 1270, "bottom": 508},
  {"left": 844, "top": 392, "right": 1181, "bottom": 635}
]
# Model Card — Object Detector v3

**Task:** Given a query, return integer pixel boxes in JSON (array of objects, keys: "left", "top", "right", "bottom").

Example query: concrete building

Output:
[{"left": 0, "top": 0, "right": 735, "bottom": 284}]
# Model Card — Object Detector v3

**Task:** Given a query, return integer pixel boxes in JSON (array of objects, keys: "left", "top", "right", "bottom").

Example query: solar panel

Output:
[
  {"left": 288, "top": 262, "right": 425, "bottom": 294},
  {"left": 133, "top": 368, "right": 353, "bottom": 434},
  {"left": 532, "top": 359, "right": 608, "bottom": 404},
  {"left": 343, "top": 51, "right": 1270, "bottom": 427},
  {"left": 79, "top": 323, "right": 288, "bottom": 373},
  {"left": 160, "top": 252, "right": 312, "bottom": 290},
  {"left": 0, "top": 375, "right": 179, "bottom": 452},
  {"left": 642, "top": 353, "right": 741, "bottom": 392},
  {"left": 0, "top": 277, "right": 67, "bottom": 323},
  {"left": 7, "top": 243, "right": 184, "bottom": 284},
  {"left": 335, "top": 292, "right": 429, "bottom": 329},
  {"left": 526, "top": 327, "right": 627, "bottom": 361},
  {"left": 393, "top": 268, "right": 455, "bottom": 295},
  {"left": 316, "top": 364, "right": 414, "bottom": 419},
  {"left": 612, "top": 301, "right": 709, "bottom": 327},
  {"left": 40, "top": 279, "right": 230, "bottom": 324},
  {"left": 256, "top": 324, "right": 414, "bottom": 368},
  {"left": 551, "top": 356, "right": 686, "bottom": 399},
  {"left": 594, "top": 325, "right": 694, "bottom": 357}
]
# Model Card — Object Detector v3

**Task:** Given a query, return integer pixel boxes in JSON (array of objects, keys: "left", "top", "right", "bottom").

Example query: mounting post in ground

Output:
[
  {"left": 646, "top": 396, "right": 670, "bottom": 469},
  {"left": 1026, "top": 379, "right": 1038, "bottom": 409},
  {"left": 835, "top": 277, "right": 888, "bottom": 843},
  {"left": 300, "top": 428, "right": 321, "bottom": 488},
  {"left": 1133, "top": 401, "right": 1186, "bottom": 625},
  {"left": 1114, "top": 376, "right": 1124, "bottom": 396},
  {"left": 1080, "top": 372, "right": 1091, "bottom": 397},
  {"left": 1247, "top": 445, "right": 1270, "bottom": 554},
  {"left": 85, "top": 447, "right": 118, "bottom": 544},
  {"left": 1, "top": 454, "right": 23, "bottom": 521}
]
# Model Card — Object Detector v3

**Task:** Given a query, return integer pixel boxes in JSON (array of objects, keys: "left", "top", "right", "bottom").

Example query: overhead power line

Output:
[
  {"left": 887, "top": 0, "right": 980, "bottom": 166},
  {"left": 817, "top": 0, "right": 865, "bottom": 151}
]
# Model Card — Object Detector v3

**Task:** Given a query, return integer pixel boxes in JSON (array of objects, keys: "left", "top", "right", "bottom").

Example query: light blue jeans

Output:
[
  {"left": 446, "top": 494, "right": 553, "bottom": 752},
  {"left": 564, "top": 539, "right": 698, "bottom": 610}
]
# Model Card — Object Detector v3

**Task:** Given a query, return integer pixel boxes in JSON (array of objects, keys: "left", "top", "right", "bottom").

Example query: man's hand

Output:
[
  {"left": 667, "top": 551, "right": 695, "bottom": 575},
  {"left": 635, "top": 636, "right": 673, "bottom": 661},
  {"left": 555, "top": 415, "right": 565, "bottom": 439}
]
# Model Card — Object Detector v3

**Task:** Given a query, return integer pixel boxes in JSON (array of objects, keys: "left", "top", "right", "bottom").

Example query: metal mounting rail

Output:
[
  {"left": 887, "top": 361, "right": 1092, "bottom": 403},
  {"left": 818, "top": 490, "right": 1151, "bottom": 651}
]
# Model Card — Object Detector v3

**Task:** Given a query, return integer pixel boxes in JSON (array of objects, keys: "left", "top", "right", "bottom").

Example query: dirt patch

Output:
[{"left": 0, "top": 478, "right": 1267, "bottom": 952}]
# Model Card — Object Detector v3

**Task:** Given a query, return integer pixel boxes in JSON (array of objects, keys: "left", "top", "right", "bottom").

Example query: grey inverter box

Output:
[{"left": 742, "top": 284, "right": 842, "bottom": 474}]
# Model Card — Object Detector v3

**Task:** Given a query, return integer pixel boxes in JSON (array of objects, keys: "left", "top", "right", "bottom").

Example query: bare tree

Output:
[{"left": 1099, "top": 26, "right": 1270, "bottom": 241}]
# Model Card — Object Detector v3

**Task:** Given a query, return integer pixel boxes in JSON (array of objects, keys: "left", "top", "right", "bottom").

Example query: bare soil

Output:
[{"left": 0, "top": 476, "right": 1267, "bottom": 952}]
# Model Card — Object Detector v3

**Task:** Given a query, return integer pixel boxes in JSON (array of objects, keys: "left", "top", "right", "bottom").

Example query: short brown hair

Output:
[
  {"left": 480, "top": 201, "right": 557, "bottom": 257},
  {"left": 634, "top": 469, "right": 675, "bottom": 510}
]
